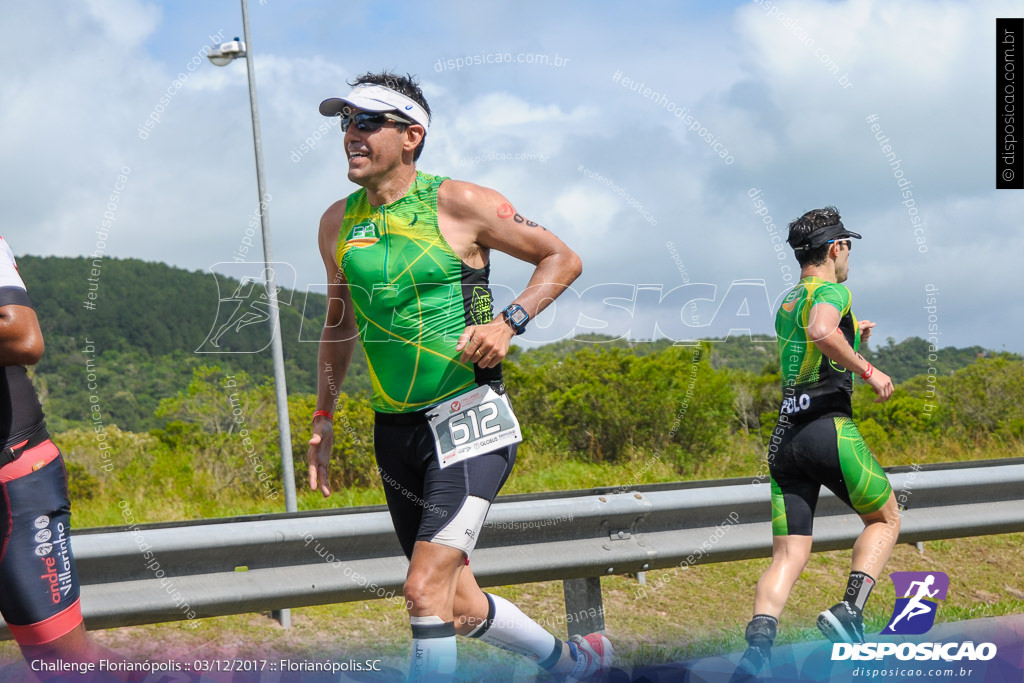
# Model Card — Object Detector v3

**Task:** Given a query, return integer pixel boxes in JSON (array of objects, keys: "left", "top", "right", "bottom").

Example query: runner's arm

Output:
[
  {"left": 315, "top": 235, "right": 359, "bottom": 418},
  {"left": 0, "top": 303, "right": 43, "bottom": 366},
  {"left": 808, "top": 302, "right": 893, "bottom": 402},
  {"left": 308, "top": 199, "right": 359, "bottom": 496},
  {"left": 442, "top": 181, "right": 583, "bottom": 368}
]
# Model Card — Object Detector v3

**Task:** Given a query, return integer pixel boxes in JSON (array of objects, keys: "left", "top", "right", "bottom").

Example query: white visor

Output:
[{"left": 319, "top": 83, "right": 430, "bottom": 130}]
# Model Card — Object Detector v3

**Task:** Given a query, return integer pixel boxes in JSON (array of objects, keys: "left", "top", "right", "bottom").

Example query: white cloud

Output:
[
  {"left": 82, "top": 0, "right": 161, "bottom": 44},
  {"left": 553, "top": 185, "right": 620, "bottom": 240}
]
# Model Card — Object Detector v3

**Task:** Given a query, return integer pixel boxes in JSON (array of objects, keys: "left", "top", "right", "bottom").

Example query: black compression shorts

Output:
[
  {"left": 374, "top": 410, "right": 516, "bottom": 559},
  {"left": 769, "top": 415, "right": 892, "bottom": 536},
  {"left": 0, "top": 432, "right": 83, "bottom": 645}
]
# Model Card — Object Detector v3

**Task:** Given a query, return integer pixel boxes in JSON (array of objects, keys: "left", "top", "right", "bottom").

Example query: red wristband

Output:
[
  {"left": 312, "top": 410, "right": 333, "bottom": 422},
  {"left": 860, "top": 363, "right": 874, "bottom": 380}
]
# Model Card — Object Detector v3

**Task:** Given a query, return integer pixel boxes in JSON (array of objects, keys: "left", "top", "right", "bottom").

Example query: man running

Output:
[
  {"left": 886, "top": 574, "right": 939, "bottom": 630},
  {"left": 733, "top": 207, "right": 901, "bottom": 679},
  {"left": 0, "top": 236, "right": 127, "bottom": 680},
  {"left": 307, "top": 71, "right": 611, "bottom": 682}
]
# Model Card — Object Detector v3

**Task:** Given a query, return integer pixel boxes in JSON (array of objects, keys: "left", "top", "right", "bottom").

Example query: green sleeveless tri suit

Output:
[
  {"left": 768, "top": 276, "right": 892, "bottom": 536},
  {"left": 336, "top": 171, "right": 514, "bottom": 559},
  {"left": 337, "top": 171, "right": 501, "bottom": 414}
]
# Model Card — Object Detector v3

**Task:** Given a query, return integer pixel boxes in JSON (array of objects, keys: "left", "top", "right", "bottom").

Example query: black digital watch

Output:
[{"left": 501, "top": 303, "right": 530, "bottom": 335}]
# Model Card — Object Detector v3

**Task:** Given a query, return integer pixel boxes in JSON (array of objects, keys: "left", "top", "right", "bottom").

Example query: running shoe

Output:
[
  {"left": 567, "top": 632, "right": 614, "bottom": 682},
  {"left": 817, "top": 600, "right": 865, "bottom": 643},
  {"left": 729, "top": 644, "right": 771, "bottom": 682}
]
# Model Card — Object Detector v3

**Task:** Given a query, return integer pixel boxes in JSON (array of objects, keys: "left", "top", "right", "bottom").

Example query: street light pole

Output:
[
  {"left": 206, "top": 2, "right": 300, "bottom": 630},
  {"left": 236, "top": 1, "right": 297, "bottom": 518},
  {"left": 210, "top": 6, "right": 299, "bottom": 516},
  {"left": 207, "top": 0, "right": 298, "bottom": 627},
  {"left": 233, "top": 0, "right": 297, "bottom": 629}
]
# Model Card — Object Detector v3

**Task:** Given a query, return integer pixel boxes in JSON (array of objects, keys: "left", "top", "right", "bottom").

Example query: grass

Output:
[{"left": 67, "top": 437, "right": 698, "bottom": 529}]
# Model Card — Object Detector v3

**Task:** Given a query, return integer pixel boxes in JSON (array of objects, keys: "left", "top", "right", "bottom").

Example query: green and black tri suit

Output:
[
  {"left": 768, "top": 277, "right": 892, "bottom": 536},
  {"left": 335, "top": 171, "right": 515, "bottom": 559},
  {"left": 336, "top": 170, "right": 502, "bottom": 414}
]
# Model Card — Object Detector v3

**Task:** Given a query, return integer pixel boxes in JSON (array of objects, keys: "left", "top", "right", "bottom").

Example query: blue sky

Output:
[{"left": 2, "top": 0, "right": 1021, "bottom": 353}]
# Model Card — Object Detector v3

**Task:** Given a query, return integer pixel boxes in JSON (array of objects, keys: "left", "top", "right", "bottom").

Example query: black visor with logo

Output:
[{"left": 789, "top": 221, "right": 862, "bottom": 252}]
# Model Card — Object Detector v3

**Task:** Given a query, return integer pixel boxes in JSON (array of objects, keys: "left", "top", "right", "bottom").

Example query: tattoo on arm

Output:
[
  {"left": 513, "top": 212, "right": 547, "bottom": 230},
  {"left": 496, "top": 202, "right": 549, "bottom": 231},
  {"left": 512, "top": 213, "right": 540, "bottom": 227}
]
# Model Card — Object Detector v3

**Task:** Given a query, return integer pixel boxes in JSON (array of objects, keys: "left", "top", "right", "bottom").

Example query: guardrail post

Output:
[{"left": 562, "top": 577, "right": 605, "bottom": 638}]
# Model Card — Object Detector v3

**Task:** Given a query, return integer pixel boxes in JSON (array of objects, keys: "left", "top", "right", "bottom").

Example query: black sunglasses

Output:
[
  {"left": 827, "top": 238, "right": 852, "bottom": 251},
  {"left": 340, "top": 111, "right": 412, "bottom": 133}
]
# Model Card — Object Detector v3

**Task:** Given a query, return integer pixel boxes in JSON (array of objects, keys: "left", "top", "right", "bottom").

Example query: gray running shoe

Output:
[{"left": 817, "top": 600, "right": 866, "bottom": 643}]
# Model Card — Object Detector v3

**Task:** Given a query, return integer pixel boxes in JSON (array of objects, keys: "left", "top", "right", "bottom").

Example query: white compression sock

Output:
[
  {"left": 409, "top": 616, "right": 457, "bottom": 682},
  {"left": 466, "top": 593, "right": 566, "bottom": 670}
]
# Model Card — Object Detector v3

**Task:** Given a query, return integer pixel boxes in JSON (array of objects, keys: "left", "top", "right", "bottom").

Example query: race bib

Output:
[{"left": 426, "top": 385, "right": 522, "bottom": 469}]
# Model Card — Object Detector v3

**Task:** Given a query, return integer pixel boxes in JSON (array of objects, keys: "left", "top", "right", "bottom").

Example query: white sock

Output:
[
  {"left": 409, "top": 616, "right": 456, "bottom": 682},
  {"left": 467, "top": 593, "right": 564, "bottom": 669}
]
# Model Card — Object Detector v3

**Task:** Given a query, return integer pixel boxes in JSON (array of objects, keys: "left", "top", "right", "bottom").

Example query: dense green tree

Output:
[{"left": 506, "top": 344, "right": 736, "bottom": 467}]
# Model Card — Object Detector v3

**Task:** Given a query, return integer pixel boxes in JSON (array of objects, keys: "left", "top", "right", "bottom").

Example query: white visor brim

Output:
[{"left": 319, "top": 83, "right": 429, "bottom": 130}]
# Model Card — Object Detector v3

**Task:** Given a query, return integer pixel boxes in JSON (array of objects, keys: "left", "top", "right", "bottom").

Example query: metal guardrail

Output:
[{"left": 3, "top": 458, "right": 1023, "bottom": 639}]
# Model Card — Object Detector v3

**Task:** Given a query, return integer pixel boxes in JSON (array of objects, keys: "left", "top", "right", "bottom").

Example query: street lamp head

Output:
[{"left": 207, "top": 38, "right": 247, "bottom": 66}]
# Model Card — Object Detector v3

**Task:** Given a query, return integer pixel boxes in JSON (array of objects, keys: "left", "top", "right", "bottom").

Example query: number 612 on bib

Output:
[{"left": 426, "top": 385, "right": 522, "bottom": 469}]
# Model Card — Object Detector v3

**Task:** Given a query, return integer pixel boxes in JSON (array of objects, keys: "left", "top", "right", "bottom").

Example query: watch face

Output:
[{"left": 509, "top": 308, "right": 528, "bottom": 325}]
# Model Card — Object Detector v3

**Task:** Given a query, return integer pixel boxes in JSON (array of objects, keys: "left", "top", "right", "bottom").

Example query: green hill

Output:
[{"left": 18, "top": 255, "right": 371, "bottom": 432}]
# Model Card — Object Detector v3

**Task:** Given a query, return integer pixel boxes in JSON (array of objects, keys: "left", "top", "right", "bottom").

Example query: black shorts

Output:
[
  {"left": 0, "top": 434, "right": 83, "bottom": 645},
  {"left": 768, "top": 415, "right": 892, "bottom": 536},
  {"left": 374, "top": 410, "right": 516, "bottom": 559}
]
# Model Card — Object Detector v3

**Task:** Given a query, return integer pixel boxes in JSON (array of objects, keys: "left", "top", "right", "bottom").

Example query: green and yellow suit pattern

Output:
[
  {"left": 770, "top": 477, "right": 787, "bottom": 535},
  {"left": 337, "top": 171, "right": 496, "bottom": 413},
  {"left": 769, "top": 417, "right": 892, "bottom": 535},
  {"left": 776, "top": 276, "right": 860, "bottom": 389},
  {"left": 834, "top": 417, "right": 891, "bottom": 513}
]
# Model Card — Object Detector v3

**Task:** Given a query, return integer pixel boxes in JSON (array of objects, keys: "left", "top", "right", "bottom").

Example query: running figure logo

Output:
[
  {"left": 197, "top": 262, "right": 297, "bottom": 354},
  {"left": 883, "top": 571, "right": 949, "bottom": 635}
]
